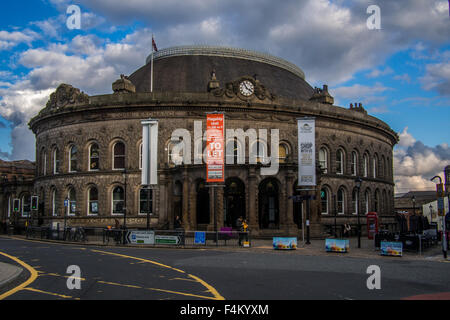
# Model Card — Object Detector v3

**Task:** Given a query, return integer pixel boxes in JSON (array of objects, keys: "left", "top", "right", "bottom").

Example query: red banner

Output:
[{"left": 206, "top": 114, "right": 224, "bottom": 183}]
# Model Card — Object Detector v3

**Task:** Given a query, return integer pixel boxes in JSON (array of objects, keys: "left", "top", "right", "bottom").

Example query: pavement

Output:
[{"left": 0, "top": 261, "right": 23, "bottom": 289}]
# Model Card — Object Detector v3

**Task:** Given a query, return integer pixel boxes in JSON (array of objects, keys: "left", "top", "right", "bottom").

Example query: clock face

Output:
[{"left": 239, "top": 80, "right": 254, "bottom": 97}]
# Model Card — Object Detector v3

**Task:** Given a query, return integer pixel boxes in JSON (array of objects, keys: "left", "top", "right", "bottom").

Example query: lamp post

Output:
[
  {"left": 412, "top": 195, "right": 416, "bottom": 216},
  {"left": 355, "top": 177, "right": 362, "bottom": 248},
  {"left": 431, "top": 175, "right": 446, "bottom": 259}
]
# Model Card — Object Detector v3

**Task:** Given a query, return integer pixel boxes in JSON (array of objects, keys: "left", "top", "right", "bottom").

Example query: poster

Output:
[
  {"left": 273, "top": 237, "right": 297, "bottom": 250},
  {"left": 325, "top": 239, "right": 349, "bottom": 253},
  {"left": 141, "top": 119, "right": 159, "bottom": 186},
  {"left": 206, "top": 113, "right": 224, "bottom": 183},
  {"left": 297, "top": 118, "right": 316, "bottom": 187},
  {"left": 380, "top": 241, "right": 403, "bottom": 257}
]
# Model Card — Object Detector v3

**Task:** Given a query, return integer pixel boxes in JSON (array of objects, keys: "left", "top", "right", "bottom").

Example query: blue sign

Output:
[
  {"left": 273, "top": 237, "right": 297, "bottom": 250},
  {"left": 380, "top": 241, "right": 402, "bottom": 257},
  {"left": 194, "top": 232, "right": 206, "bottom": 245},
  {"left": 64, "top": 200, "right": 69, "bottom": 207},
  {"left": 325, "top": 239, "right": 349, "bottom": 253}
]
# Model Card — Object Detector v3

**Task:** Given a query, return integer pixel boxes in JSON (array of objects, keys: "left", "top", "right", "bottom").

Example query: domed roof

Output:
[{"left": 128, "top": 45, "right": 314, "bottom": 101}]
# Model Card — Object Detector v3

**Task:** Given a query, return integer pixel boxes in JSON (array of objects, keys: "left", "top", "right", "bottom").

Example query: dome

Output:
[{"left": 128, "top": 45, "right": 314, "bottom": 101}]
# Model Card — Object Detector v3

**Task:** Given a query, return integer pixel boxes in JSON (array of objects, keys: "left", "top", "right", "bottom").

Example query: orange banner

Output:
[{"left": 206, "top": 114, "right": 224, "bottom": 183}]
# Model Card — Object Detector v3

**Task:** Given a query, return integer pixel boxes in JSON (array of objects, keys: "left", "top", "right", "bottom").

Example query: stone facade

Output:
[{"left": 24, "top": 46, "right": 398, "bottom": 237}]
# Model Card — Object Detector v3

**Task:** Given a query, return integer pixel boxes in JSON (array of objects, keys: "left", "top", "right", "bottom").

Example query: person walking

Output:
[{"left": 236, "top": 216, "right": 244, "bottom": 246}]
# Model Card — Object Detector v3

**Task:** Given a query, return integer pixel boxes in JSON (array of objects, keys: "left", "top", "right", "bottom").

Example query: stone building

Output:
[
  {"left": 0, "top": 160, "right": 35, "bottom": 226},
  {"left": 24, "top": 45, "right": 398, "bottom": 237}
]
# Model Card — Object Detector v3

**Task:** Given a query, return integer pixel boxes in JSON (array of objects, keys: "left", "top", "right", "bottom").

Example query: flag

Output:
[{"left": 152, "top": 36, "right": 158, "bottom": 52}]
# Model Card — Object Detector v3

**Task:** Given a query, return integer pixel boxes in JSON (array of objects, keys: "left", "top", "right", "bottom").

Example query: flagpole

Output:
[{"left": 151, "top": 35, "right": 154, "bottom": 93}]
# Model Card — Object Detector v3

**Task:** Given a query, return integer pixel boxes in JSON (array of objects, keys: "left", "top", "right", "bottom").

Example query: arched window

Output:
[
  {"left": 112, "top": 186, "right": 125, "bottom": 215},
  {"left": 364, "top": 190, "right": 370, "bottom": 214},
  {"left": 196, "top": 180, "right": 210, "bottom": 224},
  {"left": 258, "top": 179, "right": 279, "bottom": 229},
  {"left": 21, "top": 194, "right": 31, "bottom": 217},
  {"left": 352, "top": 188, "right": 359, "bottom": 215},
  {"left": 319, "top": 148, "right": 328, "bottom": 173},
  {"left": 68, "top": 187, "right": 76, "bottom": 216},
  {"left": 373, "top": 154, "right": 378, "bottom": 178},
  {"left": 168, "top": 141, "right": 184, "bottom": 167},
  {"left": 69, "top": 145, "right": 78, "bottom": 172},
  {"left": 89, "top": 143, "right": 99, "bottom": 171},
  {"left": 363, "top": 153, "right": 369, "bottom": 177},
  {"left": 320, "top": 188, "right": 329, "bottom": 214},
  {"left": 336, "top": 149, "right": 344, "bottom": 175},
  {"left": 51, "top": 189, "right": 58, "bottom": 216},
  {"left": 139, "top": 188, "right": 153, "bottom": 215},
  {"left": 374, "top": 190, "right": 381, "bottom": 212},
  {"left": 88, "top": 187, "right": 98, "bottom": 215},
  {"left": 113, "top": 142, "right": 125, "bottom": 170},
  {"left": 53, "top": 148, "right": 60, "bottom": 174},
  {"left": 41, "top": 148, "right": 47, "bottom": 176},
  {"left": 278, "top": 144, "right": 287, "bottom": 164},
  {"left": 381, "top": 155, "right": 385, "bottom": 178},
  {"left": 382, "top": 190, "right": 387, "bottom": 214},
  {"left": 252, "top": 140, "right": 268, "bottom": 164},
  {"left": 337, "top": 188, "right": 345, "bottom": 214},
  {"left": 351, "top": 151, "right": 358, "bottom": 176}
]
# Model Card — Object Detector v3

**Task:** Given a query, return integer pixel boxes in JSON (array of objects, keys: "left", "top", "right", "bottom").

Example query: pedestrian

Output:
[
  {"left": 174, "top": 215, "right": 182, "bottom": 229},
  {"left": 236, "top": 216, "right": 244, "bottom": 246},
  {"left": 343, "top": 223, "right": 351, "bottom": 238}
]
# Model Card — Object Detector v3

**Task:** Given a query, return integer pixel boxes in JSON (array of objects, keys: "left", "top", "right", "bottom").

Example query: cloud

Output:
[
  {"left": 394, "top": 127, "right": 450, "bottom": 192},
  {"left": 330, "top": 82, "right": 392, "bottom": 106},
  {"left": 393, "top": 73, "right": 411, "bottom": 84},
  {"left": 420, "top": 59, "right": 450, "bottom": 96},
  {"left": 0, "top": 30, "right": 37, "bottom": 50},
  {"left": 366, "top": 67, "right": 393, "bottom": 78}
]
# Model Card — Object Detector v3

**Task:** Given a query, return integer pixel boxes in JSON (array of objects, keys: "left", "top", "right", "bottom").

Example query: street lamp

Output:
[
  {"left": 355, "top": 177, "right": 362, "bottom": 248},
  {"left": 430, "top": 175, "right": 447, "bottom": 259},
  {"left": 412, "top": 195, "right": 416, "bottom": 216}
]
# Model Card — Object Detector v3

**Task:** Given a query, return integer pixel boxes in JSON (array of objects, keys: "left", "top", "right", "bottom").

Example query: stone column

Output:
[
  {"left": 167, "top": 176, "right": 174, "bottom": 229},
  {"left": 216, "top": 186, "right": 224, "bottom": 230},
  {"left": 158, "top": 172, "right": 168, "bottom": 227},
  {"left": 182, "top": 168, "right": 190, "bottom": 230},
  {"left": 248, "top": 166, "right": 258, "bottom": 231},
  {"left": 283, "top": 169, "right": 298, "bottom": 235}
]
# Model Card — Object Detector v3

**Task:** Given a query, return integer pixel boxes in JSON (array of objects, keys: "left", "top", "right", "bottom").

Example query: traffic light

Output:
[
  {"left": 13, "top": 199, "right": 20, "bottom": 212},
  {"left": 31, "top": 196, "right": 39, "bottom": 210}
]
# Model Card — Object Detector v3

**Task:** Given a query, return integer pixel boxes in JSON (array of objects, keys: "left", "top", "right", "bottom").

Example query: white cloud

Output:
[
  {"left": 366, "top": 67, "right": 393, "bottom": 79},
  {"left": 420, "top": 60, "right": 450, "bottom": 96},
  {"left": 0, "top": 30, "right": 37, "bottom": 50},
  {"left": 394, "top": 127, "right": 450, "bottom": 192}
]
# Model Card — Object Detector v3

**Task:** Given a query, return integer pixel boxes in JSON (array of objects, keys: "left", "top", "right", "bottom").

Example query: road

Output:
[{"left": 1, "top": 236, "right": 449, "bottom": 301}]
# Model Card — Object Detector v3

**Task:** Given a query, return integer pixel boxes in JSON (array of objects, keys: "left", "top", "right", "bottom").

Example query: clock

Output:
[{"left": 239, "top": 80, "right": 254, "bottom": 97}]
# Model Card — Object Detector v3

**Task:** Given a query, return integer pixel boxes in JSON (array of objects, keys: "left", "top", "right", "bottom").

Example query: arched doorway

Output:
[
  {"left": 259, "top": 179, "right": 279, "bottom": 229},
  {"left": 196, "top": 179, "right": 210, "bottom": 226},
  {"left": 293, "top": 181, "right": 302, "bottom": 229},
  {"left": 173, "top": 181, "right": 182, "bottom": 224},
  {"left": 224, "top": 178, "right": 246, "bottom": 228}
]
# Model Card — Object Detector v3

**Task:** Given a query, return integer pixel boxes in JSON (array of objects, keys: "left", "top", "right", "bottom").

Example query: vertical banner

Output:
[
  {"left": 206, "top": 113, "right": 225, "bottom": 183},
  {"left": 141, "top": 119, "right": 159, "bottom": 186},
  {"left": 297, "top": 118, "right": 316, "bottom": 187}
]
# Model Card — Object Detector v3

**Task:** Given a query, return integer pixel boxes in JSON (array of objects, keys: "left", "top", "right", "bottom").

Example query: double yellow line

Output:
[{"left": 0, "top": 251, "right": 39, "bottom": 300}]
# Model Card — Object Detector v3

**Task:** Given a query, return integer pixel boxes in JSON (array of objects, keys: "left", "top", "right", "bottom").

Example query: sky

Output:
[{"left": 0, "top": 0, "right": 449, "bottom": 193}]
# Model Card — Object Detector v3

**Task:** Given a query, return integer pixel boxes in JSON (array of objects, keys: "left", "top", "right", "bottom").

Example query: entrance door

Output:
[
  {"left": 259, "top": 179, "right": 279, "bottom": 229},
  {"left": 196, "top": 179, "right": 210, "bottom": 225},
  {"left": 224, "top": 178, "right": 246, "bottom": 228}
]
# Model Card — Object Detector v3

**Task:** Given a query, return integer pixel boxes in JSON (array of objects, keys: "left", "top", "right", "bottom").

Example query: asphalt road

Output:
[{"left": 1, "top": 236, "right": 449, "bottom": 301}]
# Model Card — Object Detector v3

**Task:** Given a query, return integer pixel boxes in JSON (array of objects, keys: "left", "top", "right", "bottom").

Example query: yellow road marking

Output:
[
  {"left": 40, "top": 272, "right": 86, "bottom": 281},
  {"left": 90, "top": 249, "right": 186, "bottom": 274},
  {"left": 144, "top": 286, "right": 219, "bottom": 300},
  {"left": 23, "top": 287, "right": 79, "bottom": 300},
  {"left": 90, "top": 249, "right": 225, "bottom": 300},
  {"left": 0, "top": 251, "right": 39, "bottom": 300},
  {"left": 169, "top": 277, "right": 197, "bottom": 282},
  {"left": 98, "top": 280, "right": 142, "bottom": 289}
]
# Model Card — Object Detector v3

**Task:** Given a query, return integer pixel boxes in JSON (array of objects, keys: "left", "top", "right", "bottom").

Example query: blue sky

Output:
[{"left": 0, "top": 0, "right": 449, "bottom": 191}]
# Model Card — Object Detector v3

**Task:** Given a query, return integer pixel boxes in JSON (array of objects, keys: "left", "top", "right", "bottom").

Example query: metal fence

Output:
[{"left": 24, "top": 226, "right": 250, "bottom": 248}]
